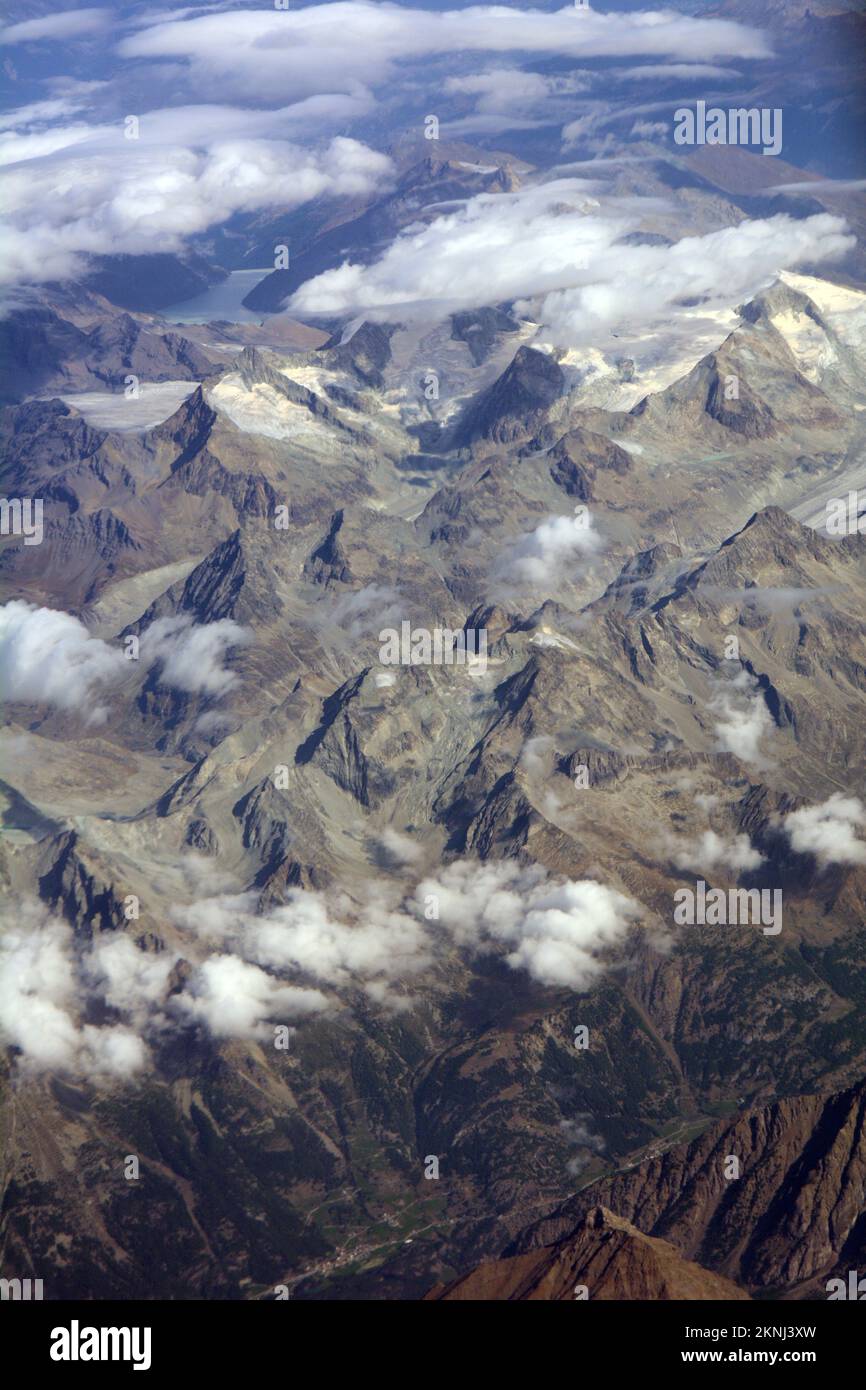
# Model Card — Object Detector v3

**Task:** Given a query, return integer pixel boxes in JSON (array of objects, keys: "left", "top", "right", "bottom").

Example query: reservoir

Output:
[{"left": 160, "top": 269, "right": 274, "bottom": 324}]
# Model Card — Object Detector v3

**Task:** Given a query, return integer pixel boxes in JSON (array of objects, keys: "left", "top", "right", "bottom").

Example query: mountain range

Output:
[{"left": 1, "top": 0, "right": 865, "bottom": 1305}]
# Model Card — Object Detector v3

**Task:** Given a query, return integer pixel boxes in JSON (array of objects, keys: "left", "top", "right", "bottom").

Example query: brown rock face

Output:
[
  {"left": 425, "top": 1206, "right": 749, "bottom": 1301},
  {"left": 511, "top": 1080, "right": 866, "bottom": 1297},
  {"left": 454, "top": 347, "right": 565, "bottom": 446}
]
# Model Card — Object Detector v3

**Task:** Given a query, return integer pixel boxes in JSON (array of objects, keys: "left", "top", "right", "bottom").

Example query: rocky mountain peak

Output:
[
  {"left": 425, "top": 1202, "right": 750, "bottom": 1301},
  {"left": 455, "top": 345, "right": 565, "bottom": 447}
]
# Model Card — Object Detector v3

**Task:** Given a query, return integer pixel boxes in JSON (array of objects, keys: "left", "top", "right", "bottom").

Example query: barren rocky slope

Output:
[
  {"left": 440, "top": 1080, "right": 866, "bottom": 1300},
  {"left": 2, "top": 238, "right": 865, "bottom": 1303},
  {"left": 426, "top": 1205, "right": 750, "bottom": 1301}
]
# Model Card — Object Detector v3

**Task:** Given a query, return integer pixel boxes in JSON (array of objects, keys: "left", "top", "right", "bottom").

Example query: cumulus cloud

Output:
[
  {"left": 0, "top": 601, "right": 251, "bottom": 718},
  {"left": 0, "top": 600, "right": 128, "bottom": 722},
  {"left": 0, "top": 113, "right": 392, "bottom": 286},
  {"left": 173, "top": 860, "right": 638, "bottom": 1005},
  {"left": 411, "top": 859, "right": 641, "bottom": 989},
  {"left": 288, "top": 173, "right": 851, "bottom": 348},
  {"left": 782, "top": 794, "right": 866, "bottom": 867},
  {"left": 84, "top": 934, "right": 178, "bottom": 1028},
  {"left": 173, "top": 885, "right": 432, "bottom": 998},
  {"left": 174, "top": 956, "right": 328, "bottom": 1040},
  {"left": 250, "top": 901, "right": 429, "bottom": 988},
  {"left": 668, "top": 828, "right": 764, "bottom": 874},
  {"left": 519, "top": 734, "right": 557, "bottom": 778},
  {"left": 118, "top": 5, "right": 771, "bottom": 104},
  {"left": 140, "top": 615, "right": 250, "bottom": 697},
  {"left": 0, "top": 905, "right": 147, "bottom": 1080},
  {"left": 0, "top": 895, "right": 328, "bottom": 1077},
  {"left": 709, "top": 673, "right": 773, "bottom": 768},
  {"left": 530, "top": 213, "right": 853, "bottom": 349},
  {"left": 375, "top": 827, "right": 424, "bottom": 870},
  {"left": 1, "top": 853, "right": 645, "bottom": 1081},
  {"left": 491, "top": 510, "right": 603, "bottom": 593},
  {"left": 0, "top": 6, "right": 785, "bottom": 299},
  {"left": 289, "top": 179, "right": 626, "bottom": 321}
]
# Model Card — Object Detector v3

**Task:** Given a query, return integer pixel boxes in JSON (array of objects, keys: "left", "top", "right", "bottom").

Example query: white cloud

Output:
[
  {"left": 78, "top": 1024, "right": 149, "bottom": 1078},
  {"left": 445, "top": 68, "right": 555, "bottom": 112},
  {"left": 774, "top": 178, "right": 866, "bottom": 196},
  {"left": 171, "top": 890, "right": 256, "bottom": 943},
  {"left": 174, "top": 886, "right": 432, "bottom": 997},
  {"left": 491, "top": 511, "right": 603, "bottom": 592},
  {"left": 0, "top": 894, "right": 329, "bottom": 1074},
  {"left": 710, "top": 673, "right": 773, "bottom": 768},
  {"left": 0, "top": 8, "right": 109, "bottom": 45},
  {"left": 709, "top": 586, "right": 828, "bottom": 615},
  {"left": 376, "top": 827, "right": 423, "bottom": 869},
  {"left": 178, "top": 853, "right": 240, "bottom": 898},
  {"left": 249, "top": 900, "right": 430, "bottom": 987},
  {"left": 669, "top": 828, "right": 764, "bottom": 874},
  {"left": 442, "top": 66, "right": 591, "bottom": 135},
  {"left": 630, "top": 119, "right": 668, "bottom": 139},
  {"left": 782, "top": 795, "right": 866, "bottom": 867},
  {"left": 0, "top": 851, "right": 646, "bottom": 1082},
  {"left": 0, "top": 98, "right": 375, "bottom": 168},
  {"left": 0, "top": 98, "right": 94, "bottom": 132},
  {"left": 519, "top": 734, "right": 557, "bottom": 778},
  {"left": 0, "top": 905, "right": 148, "bottom": 1080},
  {"left": 119, "top": 4, "right": 772, "bottom": 104},
  {"left": 85, "top": 934, "right": 178, "bottom": 1027},
  {"left": 411, "top": 859, "right": 640, "bottom": 990},
  {"left": 320, "top": 584, "right": 404, "bottom": 641},
  {"left": 0, "top": 115, "right": 392, "bottom": 287},
  {"left": 0, "top": 600, "right": 128, "bottom": 723},
  {"left": 530, "top": 213, "right": 853, "bottom": 350},
  {"left": 174, "top": 856, "right": 643, "bottom": 1010},
  {"left": 615, "top": 63, "right": 741, "bottom": 81},
  {"left": 174, "top": 955, "right": 329, "bottom": 1039},
  {"left": 0, "top": 601, "right": 252, "bottom": 718},
  {"left": 140, "top": 615, "right": 250, "bottom": 698},
  {"left": 288, "top": 174, "right": 851, "bottom": 348},
  {"left": 0, "top": 6, "right": 787, "bottom": 301},
  {"left": 560, "top": 1115, "right": 605, "bottom": 1175},
  {"left": 289, "top": 179, "right": 624, "bottom": 321}
]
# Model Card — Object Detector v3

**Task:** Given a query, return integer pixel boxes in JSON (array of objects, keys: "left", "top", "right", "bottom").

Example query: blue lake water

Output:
[{"left": 160, "top": 269, "right": 274, "bottom": 324}]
